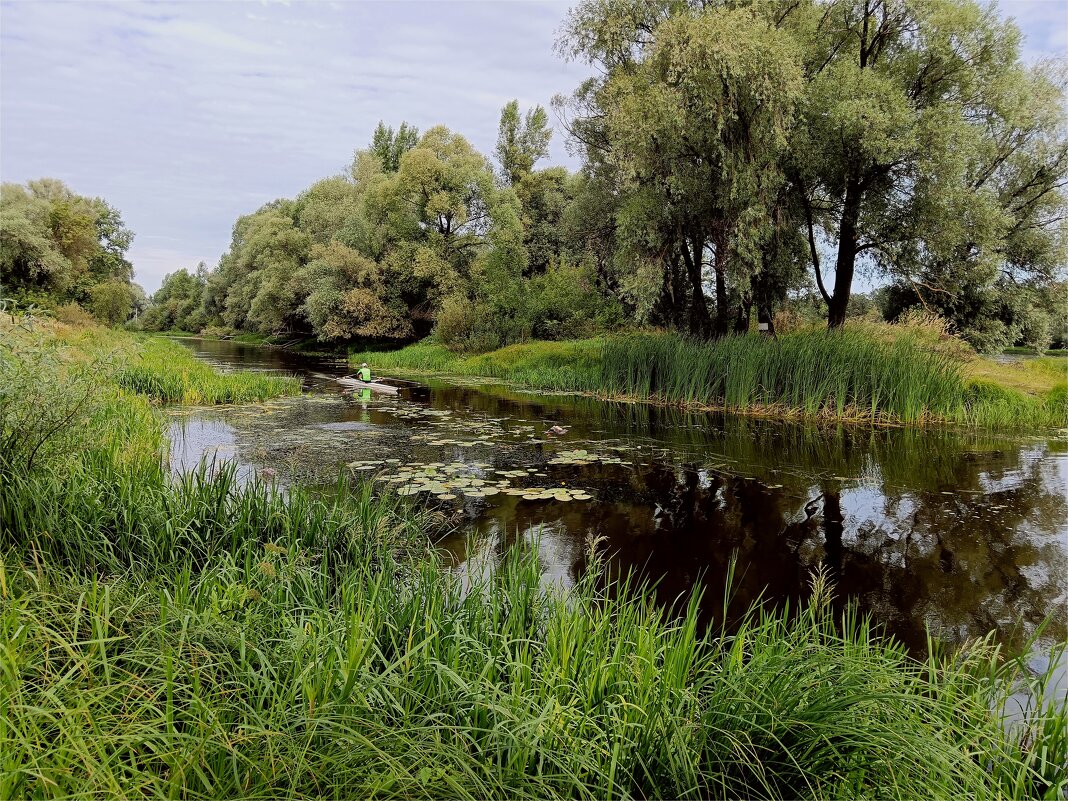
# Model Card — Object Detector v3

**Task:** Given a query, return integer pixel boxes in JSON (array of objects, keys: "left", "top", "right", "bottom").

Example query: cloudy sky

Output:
[{"left": 2, "top": 0, "right": 1065, "bottom": 292}]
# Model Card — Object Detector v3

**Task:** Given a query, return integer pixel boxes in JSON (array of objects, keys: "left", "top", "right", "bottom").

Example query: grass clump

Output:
[
  {"left": 3, "top": 314, "right": 1066, "bottom": 799},
  {"left": 356, "top": 328, "right": 1067, "bottom": 427},
  {"left": 116, "top": 336, "right": 300, "bottom": 403}
]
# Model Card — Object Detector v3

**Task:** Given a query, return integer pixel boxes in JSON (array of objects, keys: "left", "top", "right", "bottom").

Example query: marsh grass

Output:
[
  {"left": 117, "top": 336, "right": 301, "bottom": 404},
  {"left": 3, "top": 316, "right": 1066, "bottom": 799},
  {"left": 355, "top": 329, "right": 1067, "bottom": 427},
  {"left": 3, "top": 518, "right": 1065, "bottom": 799}
]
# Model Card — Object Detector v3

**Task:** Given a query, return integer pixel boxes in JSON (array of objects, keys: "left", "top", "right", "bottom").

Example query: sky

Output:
[{"left": 2, "top": 0, "right": 1066, "bottom": 293}]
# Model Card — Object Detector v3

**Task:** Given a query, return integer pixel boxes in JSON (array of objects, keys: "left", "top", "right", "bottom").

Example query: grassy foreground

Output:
[
  {"left": 2, "top": 317, "right": 1067, "bottom": 799},
  {"left": 353, "top": 326, "right": 1067, "bottom": 427}
]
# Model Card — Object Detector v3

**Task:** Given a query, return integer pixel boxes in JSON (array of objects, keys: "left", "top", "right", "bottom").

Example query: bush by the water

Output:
[{"left": 2, "top": 317, "right": 1066, "bottom": 799}]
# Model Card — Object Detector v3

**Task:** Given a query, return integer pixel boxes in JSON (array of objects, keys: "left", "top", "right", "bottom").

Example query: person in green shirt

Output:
[{"left": 357, "top": 363, "right": 371, "bottom": 382}]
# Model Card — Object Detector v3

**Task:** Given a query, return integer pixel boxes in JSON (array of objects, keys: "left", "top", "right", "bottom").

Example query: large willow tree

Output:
[
  {"left": 787, "top": 0, "right": 1068, "bottom": 327},
  {"left": 558, "top": 0, "right": 1067, "bottom": 332},
  {"left": 559, "top": 3, "right": 804, "bottom": 337}
]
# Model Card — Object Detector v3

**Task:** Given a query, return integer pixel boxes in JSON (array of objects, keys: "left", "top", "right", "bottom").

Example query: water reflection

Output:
[{"left": 168, "top": 338, "right": 1067, "bottom": 656}]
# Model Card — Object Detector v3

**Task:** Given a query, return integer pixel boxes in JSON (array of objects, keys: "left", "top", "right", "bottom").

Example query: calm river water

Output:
[{"left": 168, "top": 338, "right": 1067, "bottom": 661}]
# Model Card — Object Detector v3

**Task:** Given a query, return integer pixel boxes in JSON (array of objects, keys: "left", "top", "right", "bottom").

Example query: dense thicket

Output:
[
  {"left": 0, "top": 178, "right": 141, "bottom": 323},
  {"left": 139, "top": 123, "right": 618, "bottom": 349},
  {"left": 134, "top": 0, "right": 1066, "bottom": 353}
]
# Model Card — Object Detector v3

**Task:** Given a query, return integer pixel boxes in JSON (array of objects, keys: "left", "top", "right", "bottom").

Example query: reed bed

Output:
[
  {"left": 2, "top": 317, "right": 1066, "bottom": 799},
  {"left": 355, "top": 330, "right": 1067, "bottom": 427},
  {"left": 597, "top": 332, "right": 970, "bottom": 423},
  {"left": 117, "top": 337, "right": 300, "bottom": 404}
]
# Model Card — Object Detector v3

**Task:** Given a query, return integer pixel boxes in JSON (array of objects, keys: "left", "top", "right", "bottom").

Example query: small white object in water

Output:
[{"left": 545, "top": 425, "right": 569, "bottom": 437}]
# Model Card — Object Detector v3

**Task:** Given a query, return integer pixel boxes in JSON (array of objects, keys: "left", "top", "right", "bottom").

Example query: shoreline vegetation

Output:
[
  {"left": 352, "top": 323, "right": 1068, "bottom": 429},
  {"left": 2, "top": 318, "right": 1066, "bottom": 799}
]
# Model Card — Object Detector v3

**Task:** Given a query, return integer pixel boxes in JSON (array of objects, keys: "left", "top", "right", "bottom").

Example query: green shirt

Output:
[{"left": 357, "top": 367, "right": 371, "bottom": 381}]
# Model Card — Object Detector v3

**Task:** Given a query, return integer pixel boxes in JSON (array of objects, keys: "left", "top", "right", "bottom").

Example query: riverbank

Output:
[
  {"left": 2, "top": 317, "right": 1066, "bottom": 799},
  {"left": 139, "top": 328, "right": 353, "bottom": 358},
  {"left": 352, "top": 326, "right": 1067, "bottom": 428}
]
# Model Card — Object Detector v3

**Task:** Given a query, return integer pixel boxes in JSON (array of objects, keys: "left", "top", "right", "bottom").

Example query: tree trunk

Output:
[
  {"left": 733, "top": 293, "right": 752, "bottom": 334},
  {"left": 757, "top": 304, "right": 777, "bottom": 337},
  {"left": 711, "top": 227, "right": 731, "bottom": 338},
  {"left": 681, "top": 239, "right": 710, "bottom": 338},
  {"left": 828, "top": 178, "right": 862, "bottom": 329},
  {"left": 670, "top": 252, "right": 688, "bottom": 329}
]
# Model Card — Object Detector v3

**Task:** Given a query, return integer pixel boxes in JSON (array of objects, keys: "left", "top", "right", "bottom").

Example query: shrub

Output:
[
  {"left": 52, "top": 302, "right": 97, "bottom": 327},
  {"left": 88, "top": 280, "right": 135, "bottom": 325}
]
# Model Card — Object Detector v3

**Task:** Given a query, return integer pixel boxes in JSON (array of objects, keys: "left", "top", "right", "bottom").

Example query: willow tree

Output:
[
  {"left": 786, "top": 0, "right": 1067, "bottom": 327},
  {"left": 558, "top": 3, "right": 803, "bottom": 337},
  {"left": 0, "top": 178, "right": 134, "bottom": 312},
  {"left": 371, "top": 126, "right": 525, "bottom": 312},
  {"left": 201, "top": 200, "right": 311, "bottom": 334},
  {"left": 300, "top": 127, "right": 525, "bottom": 341}
]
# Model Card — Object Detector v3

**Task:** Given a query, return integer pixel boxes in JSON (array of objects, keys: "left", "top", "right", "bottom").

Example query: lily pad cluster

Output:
[
  {"left": 372, "top": 460, "right": 595, "bottom": 503},
  {"left": 347, "top": 458, "right": 402, "bottom": 471},
  {"left": 548, "top": 448, "right": 626, "bottom": 467}
]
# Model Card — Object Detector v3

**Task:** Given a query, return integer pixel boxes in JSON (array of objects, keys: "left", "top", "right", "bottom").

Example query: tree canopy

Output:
[
  {"left": 128, "top": 0, "right": 1065, "bottom": 354},
  {"left": 1, "top": 178, "right": 138, "bottom": 323}
]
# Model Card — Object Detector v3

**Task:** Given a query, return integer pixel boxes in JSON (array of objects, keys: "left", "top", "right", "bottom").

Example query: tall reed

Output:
[
  {"left": 356, "top": 331, "right": 1066, "bottom": 427},
  {"left": 4, "top": 532, "right": 1065, "bottom": 799}
]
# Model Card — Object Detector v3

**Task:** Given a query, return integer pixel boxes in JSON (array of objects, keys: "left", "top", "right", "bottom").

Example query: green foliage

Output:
[
  {"left": 435, "top": 262, "right": 622, "bottom": 352},
  {"left": 88, "top": 279, "right": 135, "bottom": 325},
  {"left": 138, "top": 264, "right": 209, "bottom": 333},
  {"left": 368, "top": 120, "right": 420, "bottom": 172},
  {"left": 515, "top": 167, "right": 576, "bottom": 275},
  {"left": 0, "top": 179, "right": 139, "bottom": 321},
  {"left": 496, "top": 99, "right": 553, "bottom": 185},
  {"left": 883, "top": 278, "right": 1066, "bottom": 354}
]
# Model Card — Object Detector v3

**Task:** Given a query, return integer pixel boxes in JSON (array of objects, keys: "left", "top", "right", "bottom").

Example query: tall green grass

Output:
[
  {"left": 355, "top": 331, "right": 1067, "bottom": 427},
  {"left": 3, "top": 315, "right": 1066, "bottom": 799},
  {"left": 117, "top": 337, "right": 300, "bottom": 404},
  {"left": 4, "top": 507, "right": 1065, "bottom": 799}
]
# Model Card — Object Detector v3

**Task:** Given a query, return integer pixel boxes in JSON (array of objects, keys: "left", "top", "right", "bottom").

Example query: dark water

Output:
[{"left": 167, "top": 337, "right": 1068, "bottom": 662}]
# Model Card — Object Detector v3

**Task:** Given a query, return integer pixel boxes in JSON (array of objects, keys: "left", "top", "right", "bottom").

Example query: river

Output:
[{"left": 167, "top": 337, "right": 1067, "bottom": 664}]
